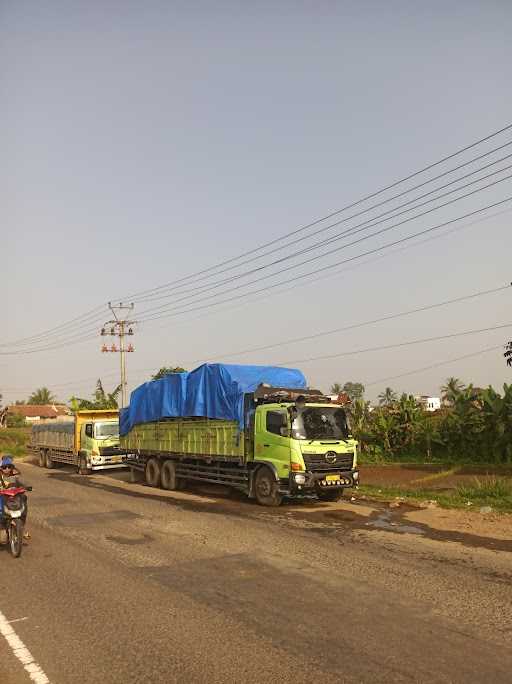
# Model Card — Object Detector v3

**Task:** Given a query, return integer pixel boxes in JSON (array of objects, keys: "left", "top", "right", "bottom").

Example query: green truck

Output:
[
  {"left": 30, "top": 410, "right": 127, "bottom": 473},
  {"left": 121, "top": 365, "right": 359, "bottom": 506}
]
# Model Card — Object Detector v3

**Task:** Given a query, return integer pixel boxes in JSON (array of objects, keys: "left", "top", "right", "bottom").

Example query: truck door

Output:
[
  {"left": 254, "top": 408, "right": 291, "bottom": 477},
  {"left": 82, "top": 423, "right": 94, "bottom": 453}
]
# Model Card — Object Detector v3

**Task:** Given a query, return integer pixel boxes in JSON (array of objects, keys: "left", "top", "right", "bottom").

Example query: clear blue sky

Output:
[{"left": 2, "top": 1, "right": 512, "bottom": 404}]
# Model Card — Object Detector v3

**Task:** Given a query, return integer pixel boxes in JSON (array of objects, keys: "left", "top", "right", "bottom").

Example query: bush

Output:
[{"left": 0, "top": 427, "right": 31, "bottom": 458}]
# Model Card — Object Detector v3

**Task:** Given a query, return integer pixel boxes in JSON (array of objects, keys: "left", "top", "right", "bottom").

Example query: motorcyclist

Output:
[{"left": 0, "top": 455, "right": 29, "bottom": 534}]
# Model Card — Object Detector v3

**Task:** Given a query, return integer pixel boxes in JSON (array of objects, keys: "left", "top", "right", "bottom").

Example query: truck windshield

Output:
[
  {"left": 94, "top": 422, "right": 119, "bottom": 439},
  {"left": 291, "top": 407, "right": 349, "bottom": 441}
]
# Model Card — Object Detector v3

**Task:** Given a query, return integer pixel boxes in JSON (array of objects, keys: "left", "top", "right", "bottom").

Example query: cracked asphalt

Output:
[{"left": 1, "top": 462, "right": 511, "bottom": 683}]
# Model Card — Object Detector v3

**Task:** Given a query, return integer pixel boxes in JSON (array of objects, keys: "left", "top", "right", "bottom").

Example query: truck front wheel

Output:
[
  {"left": 161, "top": 460, "right": 180, "bottom": 491},
  {"left": 38, "top": 450, "right": 46, "bottom": 468},
  {"left": 254, "top": 467, "right": 282, "bottom": 507},
  {"left": 78, "top": 454, "right": 92, "bottom": 475},
  {"left": 145, "top": 458, "right": 161, "bottom": 488}
]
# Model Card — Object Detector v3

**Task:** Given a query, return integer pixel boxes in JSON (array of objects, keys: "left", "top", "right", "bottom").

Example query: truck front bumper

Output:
[
  {"left": 90, "top": 454, "right": 129, "bottom": 470},
  {"left": 286, "top": 468, "right": 359, "bottom": 494}
]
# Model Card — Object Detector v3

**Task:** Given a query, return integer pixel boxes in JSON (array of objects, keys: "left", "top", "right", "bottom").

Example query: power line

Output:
[
  {"left": 3, "top": 193, "right": 510, "bottom": 356},
  {"left": 192, "top": 284, "right": 510, "bottom": 362},
  {"left": 145, "top": 206, "right": 511, "bottom": 337},
  {"left": 129, "top": 163, "right": 512, "bottom": 315},
  {"left": 277, "top": 323, "right": 512, "bottom": 366},
  {"left": 365, "top": 344, "right": 503, "bottom": 387},
  {"left": 121, "top": 122, "right": 512, "bottom": 302},
  {"left": 0, "top": 306, "right": 106, "bottom": 348},
  {"left": 4, "top": 124, "right": 511, "bottom": 351},
  {"left": 136, "top": 195, "right": 512, "bottom": 324},
  {"left": 132, "top": 140, "right": 512, "bottom": 304}
]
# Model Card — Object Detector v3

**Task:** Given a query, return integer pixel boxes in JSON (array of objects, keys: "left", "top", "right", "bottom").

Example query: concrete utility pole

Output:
[{"left": 100, "top": 302, "right": 136, "bottom": 409}]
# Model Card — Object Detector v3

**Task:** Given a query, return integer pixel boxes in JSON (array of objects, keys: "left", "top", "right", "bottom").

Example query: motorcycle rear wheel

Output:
[{"left": 8, "top": 519, "right": 23, "bottom": 558}]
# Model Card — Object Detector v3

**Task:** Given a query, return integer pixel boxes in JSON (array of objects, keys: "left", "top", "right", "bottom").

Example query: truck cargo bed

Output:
[{"left": 121, "top": 419, "right": 245, "bottom": 461}]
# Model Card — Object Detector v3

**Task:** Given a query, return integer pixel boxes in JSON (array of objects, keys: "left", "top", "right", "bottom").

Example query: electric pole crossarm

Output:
[{"left": 100, "top": 303, "right": 136, "bottom": 409}]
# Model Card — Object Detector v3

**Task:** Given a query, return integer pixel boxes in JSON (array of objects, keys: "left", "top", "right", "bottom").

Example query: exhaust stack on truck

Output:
[{"left": 121, "top": 364, "right": 359, "bottom": 506}]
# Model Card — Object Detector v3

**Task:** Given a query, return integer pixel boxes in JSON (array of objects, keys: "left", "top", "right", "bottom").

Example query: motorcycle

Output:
[{"left": 0, "top": 483, "right": 31, "bottom": 558}]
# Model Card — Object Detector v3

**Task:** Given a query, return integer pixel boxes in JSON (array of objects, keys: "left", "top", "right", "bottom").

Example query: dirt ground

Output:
[{"left": 361, "top": 463, "right": 512, "bottom": 490}]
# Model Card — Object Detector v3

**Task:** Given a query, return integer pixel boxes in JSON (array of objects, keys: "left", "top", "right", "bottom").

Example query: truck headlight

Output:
[
  {"left": 294, "top": 473, "right": 306, "bottom": 485},
  {"left": 353, "top": 470, "right": 359, "bottom": 482}
]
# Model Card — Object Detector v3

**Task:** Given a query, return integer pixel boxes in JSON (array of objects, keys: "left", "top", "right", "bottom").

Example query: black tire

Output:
[
  {"left": 38, "top": 450, "right": 46, "bottom": 468},
  {"left": 8, "top": 519, "right": 23, "bottom": 558},
  {"left": 145, "top": 458, "right": 162, "bottom": 488},
  {"left": 254, "top": 466, "right": 283, "bottom": 507},
  {"left": 46, "top": 451, "right": 55, "bottom": 469},
  {"left": 160, "top": 460, "right": 180, "bottom": 491},
  {"left": 78, "top": 454, "right": 92, "bottom": 475},
  {"left": 317, "top": 489, "right": 344, "bottom": 502},
  {"left": 129, "top": 468, "right": 141, "bottom": 484}
]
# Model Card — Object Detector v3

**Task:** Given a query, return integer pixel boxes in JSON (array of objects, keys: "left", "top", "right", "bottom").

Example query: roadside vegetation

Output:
[
  {"left": 0, "top": 427, "right": 31, "bottom": 459},
  {"left": 358, "top": 476, "right": 512, "bottom": 513},
  {"left": 334, "top": 378, "right": 512, "bottom": 465}
]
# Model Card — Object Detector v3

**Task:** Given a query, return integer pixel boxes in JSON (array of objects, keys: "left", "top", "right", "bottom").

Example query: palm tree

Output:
[
  {"left": 441, "top": 377, "right": 465, "bottom": 406},
  {"left": 330, "top": 382, "right": 342, "bottom": 395},
  {"left": 72, "top": 380, "right": 122, "bottom": 410},
  {"left": 28, "top": 387, "right": 56, "bottom": 404},
  {"left": 378, "top": 387, "right": 398, "bottom": 406}
]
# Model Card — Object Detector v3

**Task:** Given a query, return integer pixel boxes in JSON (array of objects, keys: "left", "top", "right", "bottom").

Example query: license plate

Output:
[
  {"left": 325, "top": 474, "right": 340, "bottom": 483},
  {"left": 110, "top": 456, "right": 121, "bottom": 463},
  {"left": 8, "top": 511, "right": 22, "bottom": 518}
]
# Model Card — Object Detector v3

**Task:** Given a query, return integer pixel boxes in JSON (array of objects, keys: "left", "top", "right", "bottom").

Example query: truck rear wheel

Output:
[
  {"left": 46, "top": 451, "right": 55, "bottom": 469},
  {"left": 145, "top": 458, "right": 161, "bottom": 488},
  {"left": 254, "top": 466, "right": 282, "bottom": 507},
  {"left": 161, "top": 460, "right": 180, "bottom": 491}
]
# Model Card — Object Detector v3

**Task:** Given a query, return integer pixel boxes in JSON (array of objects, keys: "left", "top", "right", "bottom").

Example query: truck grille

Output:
[
  {"left": 99, "top": 446, "right": 122, "bottom": 456},
  {"left": 302, "top": 452, "right": 353, "bottom": 472}
]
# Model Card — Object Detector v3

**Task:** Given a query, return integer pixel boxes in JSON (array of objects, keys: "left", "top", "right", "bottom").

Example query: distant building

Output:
[
  {"left": 415, "top": 396, "right": 441, "bottom": 412},
  {"left": 8, "top": 404, "right": 72, "bottom": 423}
]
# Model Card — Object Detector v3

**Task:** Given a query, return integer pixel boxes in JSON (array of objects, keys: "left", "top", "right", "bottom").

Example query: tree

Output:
[
  {"left": 346, "top": 398, "right": 371, "bottom": 447},
  {"left": 342, "top": 382, "right": 365, "bottom": 402},
  {"left": 28, "top": 387, "right": 56, "bottom": 404},
  {"left": 71, "top": 380, "right": 121, "bottom": 410},
  {"left": 441, "top": 377, "right": 465, "bottom": 406},
  {"left": 330, "top": 382, "right": 342, "bottom": 395},
  {"left": 152, "top": 366, "right": 187, "bottom": 380},
  {"left": 378, "top": 387, "right": 398, "bottom": 407}
]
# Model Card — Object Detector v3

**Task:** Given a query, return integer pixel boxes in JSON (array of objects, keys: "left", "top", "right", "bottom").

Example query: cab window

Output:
[
  {"left": 85, "top": 423, "right": 93, "bottom": 438},
  {"left": 266, "top": 411, "right": 286, "bottom": 435}
]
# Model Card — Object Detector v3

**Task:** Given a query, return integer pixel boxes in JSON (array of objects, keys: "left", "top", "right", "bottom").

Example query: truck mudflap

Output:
[{"left": 284, "top": 469, "right": 360, "bottom": 495}]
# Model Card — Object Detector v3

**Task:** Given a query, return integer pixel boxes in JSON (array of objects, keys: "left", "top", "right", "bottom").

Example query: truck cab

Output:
[
  {"left": 252, "top": 395, "right": 359, "bottom": 503},
  {"left": 76, "top": 411, "right": 127, "bottom": 472}
]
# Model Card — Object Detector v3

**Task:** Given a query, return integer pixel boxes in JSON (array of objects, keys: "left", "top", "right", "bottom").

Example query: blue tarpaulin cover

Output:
[{"left": 119, "top": 363, "right": 307, "bottom": 435}]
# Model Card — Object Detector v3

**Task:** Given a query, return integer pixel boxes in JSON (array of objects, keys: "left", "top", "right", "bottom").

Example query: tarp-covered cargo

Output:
[{"left": 120, "top": 363, "right": 307, "bottom": 435}]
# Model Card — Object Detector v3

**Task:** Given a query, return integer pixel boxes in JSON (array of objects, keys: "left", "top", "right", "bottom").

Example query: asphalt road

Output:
[{"left": 1, "top": 463, "right": 511, "bottom": 684}]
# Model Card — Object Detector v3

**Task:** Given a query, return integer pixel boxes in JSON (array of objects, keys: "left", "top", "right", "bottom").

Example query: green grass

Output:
[
  {"left": 358, "top": 477, "right": 512, "bottom": 513},
  {"left": 0, "top": 427, "right": 31, "bottom": 460}
]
